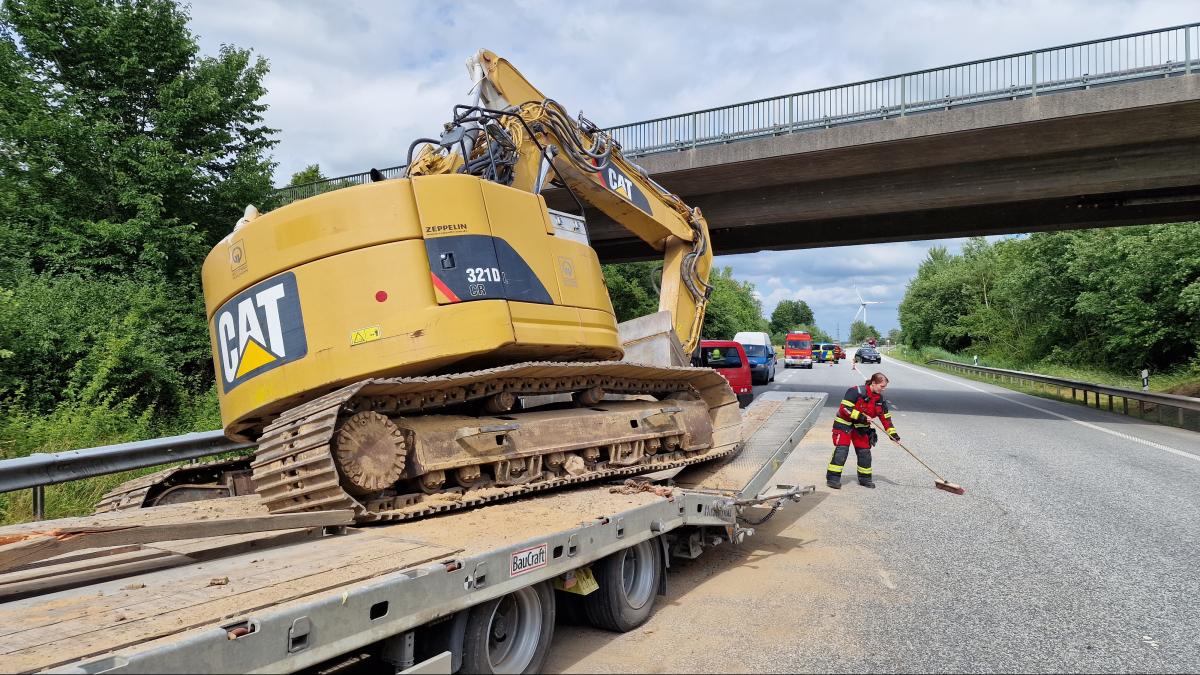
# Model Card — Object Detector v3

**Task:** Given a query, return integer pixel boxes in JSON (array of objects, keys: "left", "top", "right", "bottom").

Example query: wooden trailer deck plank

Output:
[
  {"left": 0, "top": 511, "right": 353, "bottom": 573},
  {"left": 0, "top": 496, "right": 268, "bottom": 538},
  {"left": 0, "top": 528, "right": 319, "bottom": 601},
  {"left": 2, "top": 530, "right": 458, "bottom": 672}
]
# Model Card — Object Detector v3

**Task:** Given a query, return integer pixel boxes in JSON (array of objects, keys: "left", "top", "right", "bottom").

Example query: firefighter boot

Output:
[{"left": 859, "top": 477, "right": 876, "bottom": 488}]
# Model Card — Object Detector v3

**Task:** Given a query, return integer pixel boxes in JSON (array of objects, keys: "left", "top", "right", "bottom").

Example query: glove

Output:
[
  {"left": 887, "top": 429, "right": 900, "bottom": 443},
  {"left": 867, "top": 429, "right": 879, "bottom": 448}
]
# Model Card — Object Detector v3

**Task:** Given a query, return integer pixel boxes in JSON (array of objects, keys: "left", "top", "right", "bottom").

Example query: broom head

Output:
[{"left": 935, "top": 479, "right": 965, "bottom": 495}]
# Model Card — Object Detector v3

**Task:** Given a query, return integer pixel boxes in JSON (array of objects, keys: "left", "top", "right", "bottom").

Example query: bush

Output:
[{"left": 0, "top": 273, "right": 213, "bottom": 414}]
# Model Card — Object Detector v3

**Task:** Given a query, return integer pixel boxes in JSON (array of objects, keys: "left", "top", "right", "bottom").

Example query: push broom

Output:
[{"left": 869, "top": 418, "right": 965, "bottom": 495}]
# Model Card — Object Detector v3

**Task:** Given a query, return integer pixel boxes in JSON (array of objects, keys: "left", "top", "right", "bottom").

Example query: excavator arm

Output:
[{"left": 408, "top": 50, "right": 714, "bottom": 355}]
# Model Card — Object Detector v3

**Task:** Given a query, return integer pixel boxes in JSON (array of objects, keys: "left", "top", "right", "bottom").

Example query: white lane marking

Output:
[{"left": 886, "top": 358, "right": 1200, "bottom": 463}]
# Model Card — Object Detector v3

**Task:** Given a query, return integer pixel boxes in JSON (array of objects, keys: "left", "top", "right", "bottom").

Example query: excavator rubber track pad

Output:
[{"left": 251, "top": 361, "right": 741, "bottom": 523}]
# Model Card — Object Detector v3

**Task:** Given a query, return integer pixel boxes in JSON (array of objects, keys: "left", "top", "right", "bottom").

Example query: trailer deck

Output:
[{"left": 0, "top": 393, "right": 825, "bottom": 674}]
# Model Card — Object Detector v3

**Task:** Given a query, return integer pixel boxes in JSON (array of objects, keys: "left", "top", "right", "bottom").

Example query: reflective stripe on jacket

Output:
[{"left": 832, "top": 385, "right": 896, "bottom": 435}]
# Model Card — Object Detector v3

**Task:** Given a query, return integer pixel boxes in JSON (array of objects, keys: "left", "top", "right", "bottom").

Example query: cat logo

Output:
[
  {"left": 594, "top": 161, "right": 653, "bottom": 215},
  {"left": 213, "top": 272, "right": 307, "bottom": 393}
]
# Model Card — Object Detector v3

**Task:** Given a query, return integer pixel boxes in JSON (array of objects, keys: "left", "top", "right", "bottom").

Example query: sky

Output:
[{"left": 185, "top": 0, "right": 1196, "bottom": 339}]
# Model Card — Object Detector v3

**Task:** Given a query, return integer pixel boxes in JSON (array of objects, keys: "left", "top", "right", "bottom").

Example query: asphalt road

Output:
[{"left": 546, "top": 351, "right": 1200, "bottom": 673}]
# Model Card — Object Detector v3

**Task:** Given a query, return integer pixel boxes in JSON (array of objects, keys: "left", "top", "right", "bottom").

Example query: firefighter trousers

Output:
[{"left": 827, "top": 430, "right": 873, "bottom": 484}]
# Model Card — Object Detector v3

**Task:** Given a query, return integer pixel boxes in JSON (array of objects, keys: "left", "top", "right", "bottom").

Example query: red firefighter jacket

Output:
[{"left": 833, "top": 385, "right": 896, "bottom": 436}]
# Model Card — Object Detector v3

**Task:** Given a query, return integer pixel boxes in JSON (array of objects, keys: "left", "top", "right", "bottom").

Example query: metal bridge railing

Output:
[
  {"left": 927, "top": 359, "right": 1200, "bottom": 431},
  {"left": 608, "top": 23, "right": 1198, "bottom": 157},
  {"left": 0, "top": 430, "right": 252, "bottom": 520},
  {"left": 274, "top": 23, "right": 1198, "bottom": 207}
]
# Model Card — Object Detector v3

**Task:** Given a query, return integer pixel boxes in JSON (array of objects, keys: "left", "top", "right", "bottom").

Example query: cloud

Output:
[
  {"left": 183, "top": 0, "right": 1195, "bottom": 335},
  {"left": 717, "top": 237, "right": 1007, "bottom": 338},
  {"left": 187, "top": 0, "right": 1196, "bottom": 182}
]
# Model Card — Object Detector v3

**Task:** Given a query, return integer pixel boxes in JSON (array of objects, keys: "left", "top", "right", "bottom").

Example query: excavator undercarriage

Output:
[
  {"left": 250, "top": 361, "right": 740, "bottom": 522},
  {"left": 100, "top": 362, "right": 742, "bottom": 523}
]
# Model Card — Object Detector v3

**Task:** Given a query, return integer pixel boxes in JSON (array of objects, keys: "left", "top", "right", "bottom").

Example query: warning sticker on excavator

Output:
[
  {"left": 351, "top": 326, "right": 381, "bottom": 345},
  {"left": 214, "top": 272, "right": 307, "bottom": 393}
]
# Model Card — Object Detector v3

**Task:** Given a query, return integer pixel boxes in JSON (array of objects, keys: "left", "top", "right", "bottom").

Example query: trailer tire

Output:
[
  {"left": 461, "top": 581, "right": 555, "bottom": 674},
  {"left": 583, "top": 538, "right": 661, "bottom": 632}
]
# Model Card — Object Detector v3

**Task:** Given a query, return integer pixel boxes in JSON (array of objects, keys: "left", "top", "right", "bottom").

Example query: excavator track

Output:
[
  {"left": 94, "top": 457, "right": 254, "bottom": 513},
  {"left": 252, "top": 361, "right": 742, "bottom": 523}
]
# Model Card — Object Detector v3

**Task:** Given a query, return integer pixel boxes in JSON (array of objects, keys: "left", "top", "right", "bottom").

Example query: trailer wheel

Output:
[
  {"left": 462, "top": 581, "right": 555, "bottom": 674},
  {"left": 583, "top": 538, "right": 661, "bottom": 632}
]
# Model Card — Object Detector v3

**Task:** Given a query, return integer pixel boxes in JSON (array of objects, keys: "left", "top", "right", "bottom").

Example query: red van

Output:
[
  {"left": 694, "top": 340, "right": 754, "bottom": 407},
  {"left": 784, "top": 331, "right": 813, "bottom": 369}
]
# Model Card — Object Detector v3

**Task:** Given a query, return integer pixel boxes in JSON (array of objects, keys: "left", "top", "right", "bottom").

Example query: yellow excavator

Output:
[{"left": 98, "top": 51, "right": 742, "bottom": 522}]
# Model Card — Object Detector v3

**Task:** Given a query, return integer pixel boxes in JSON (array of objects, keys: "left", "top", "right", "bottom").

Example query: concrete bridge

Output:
[
  {"left": 278, "top": 24, "right": 1200, "bottom": 262},
  {"left": 568, "top": 73, "right": 1200, "bottom": 261}
]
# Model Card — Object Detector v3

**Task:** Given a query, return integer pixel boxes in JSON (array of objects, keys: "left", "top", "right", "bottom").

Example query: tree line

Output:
[
  {"left": 0, "top": 0, "right": 277, "bottom": 424},
  {"left": 898, "top": 230, "right": 1199, "bottom": 373}
]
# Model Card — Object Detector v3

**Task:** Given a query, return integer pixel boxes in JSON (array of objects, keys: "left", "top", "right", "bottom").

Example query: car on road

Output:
[
  {"left": 813, "top": 343, "right": 840, "bottom": 363},
  {"left": 733, "top": 331, "right": 777, "bottom": 385},
  {"left": 855, "top": 346, "right": 882, "bottom": 364},
  {"left": 694, "top": 340, "right": 755, "bottom": 407}
]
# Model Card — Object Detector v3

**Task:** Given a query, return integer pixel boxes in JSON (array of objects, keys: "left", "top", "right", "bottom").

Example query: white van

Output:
[{"left": 732, "top": 331, "right": 776, "bottom": 385}]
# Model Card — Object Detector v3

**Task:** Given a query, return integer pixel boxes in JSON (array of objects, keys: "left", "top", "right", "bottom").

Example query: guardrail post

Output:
[
  {"left": 1187, "top": 28, "right": 1192, "bottom": 74},
  {"left": 1123, "top": 397, "right": 1128, "bottom": 416},
  {"left": 33, "top": 485, "right": 44, "bottom": 521},
  {"left": 1031, "top": 53, "right": 1038, "bottom": 97},
  {"left": 1180, "top": 407, "right": 1185, "bottom": 427}
]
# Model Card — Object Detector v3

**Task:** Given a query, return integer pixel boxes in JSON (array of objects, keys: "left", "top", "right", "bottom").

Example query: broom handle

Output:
[{"left": 868, "top": 417, "right": 947, "bottom": 482}]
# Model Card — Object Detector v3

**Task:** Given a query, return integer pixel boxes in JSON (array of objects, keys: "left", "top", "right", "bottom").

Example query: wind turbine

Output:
[{"left": 853, "top": 286, "right": 881, "bottom": 327}]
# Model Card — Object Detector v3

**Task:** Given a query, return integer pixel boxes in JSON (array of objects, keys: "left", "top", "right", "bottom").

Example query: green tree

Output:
[
  {"left": 897, "top": 224, "right": 1198, "bottom": 372},
  {"left": 288, "top": 164, "right": 326, "bottom": 186},
  {"left": 898, "top": 246, "right": 973, "bottom": 351},
  {"left": 0, "top": 0, "right": 278, "bottom": 283},
  {"left": 849, "top": 320, "right": 879, "bottom": 344},
  {"left": 768, "top": 299, "right": 814, "bottom": 336},
  {"left": 700, "top": 267, "right": 768, "bottom": 340},
  {"left": 0, "top": 0, "right": 278, "bottom": 414},
  {"left": 601, "top": 261, "right": 659, "bottom": 323}
]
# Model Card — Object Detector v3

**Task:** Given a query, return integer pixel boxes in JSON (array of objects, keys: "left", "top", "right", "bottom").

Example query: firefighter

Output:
[{"left": 826, "top": 372, "right": 899, "bottom": 489}]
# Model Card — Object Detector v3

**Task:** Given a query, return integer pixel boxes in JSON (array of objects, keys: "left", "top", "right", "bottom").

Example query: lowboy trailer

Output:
[{"left": 0, "top": 393, "right": 824, "bottom": 674}]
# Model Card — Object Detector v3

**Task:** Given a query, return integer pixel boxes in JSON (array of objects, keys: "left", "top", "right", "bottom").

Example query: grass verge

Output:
[
  {"left": 888, "top": 345, "right": 1200, "bottom": 432},
  {"left": 0, "top": 389, "right": 224, "bottom": 525}
]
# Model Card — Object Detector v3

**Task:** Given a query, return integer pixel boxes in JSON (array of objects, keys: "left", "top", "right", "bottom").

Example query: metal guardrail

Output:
[
  {"left": 0, "top": 430, "right": 252, "bottom": 520},
  {"left": 274, "top": 23, "right": 1198, "bottom": 206},
  {"left": 927, "top": 359, "right": 1200, "bottom": 430}
]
